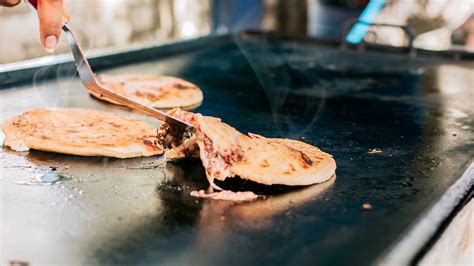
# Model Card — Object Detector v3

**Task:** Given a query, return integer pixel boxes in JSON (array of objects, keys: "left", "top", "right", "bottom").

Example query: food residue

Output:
[
  {"left": 190, "top": 189, "right": 258, "bottom": 202},
  {"left": 368, "top": 149, "right": 382, "bottom": 154},
  {"left": 362, "top": 203, "right": 373, "bottom": 210}
]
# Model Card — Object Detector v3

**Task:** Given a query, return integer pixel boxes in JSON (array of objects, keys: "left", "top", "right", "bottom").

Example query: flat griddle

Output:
[{"left": 1, "top": 32, "right": 473, "bottom": 265}]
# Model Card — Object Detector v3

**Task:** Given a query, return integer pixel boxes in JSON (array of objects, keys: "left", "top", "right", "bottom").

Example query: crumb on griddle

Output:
[
  {"left": 368, "top": 149, "right": 382, "bottom": 154},
  {"left": 362, "top": 203, "right": 373, "bottom": 211}
]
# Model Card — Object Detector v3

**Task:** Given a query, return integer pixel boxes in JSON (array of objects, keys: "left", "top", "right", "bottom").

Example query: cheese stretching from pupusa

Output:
[{"left": 158, "top": 109, "right": 336, "bottom": 202}]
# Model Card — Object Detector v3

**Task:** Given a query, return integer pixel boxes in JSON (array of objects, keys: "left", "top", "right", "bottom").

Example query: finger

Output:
[
  {"left": 38, "top": 0, "right": 63, "bottom": 52},
  {"left": 0, "top": 0, "right": 21, "bottom": 7}
]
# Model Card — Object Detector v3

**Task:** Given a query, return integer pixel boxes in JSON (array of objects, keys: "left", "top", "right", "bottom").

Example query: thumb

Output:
[{"left": 38, "top": 0, "right": 64, "bottom": 52}]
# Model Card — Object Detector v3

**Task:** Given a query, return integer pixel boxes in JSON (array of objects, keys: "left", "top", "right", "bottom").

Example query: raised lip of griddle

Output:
[
  {"left": 0, "top": 31, "right": 472, "bottom": 264},
  {"left": 1, "top": 30, "right": 473, "bottom": 88},
  {"left": 379, "top": 163, "right": 473, "bottom": 264},
  {"left": 240, "top": 30, "right": 474, "bottom": 60},
  {"left": 0, "top": 34, "right": 232, "bottom": 88}
]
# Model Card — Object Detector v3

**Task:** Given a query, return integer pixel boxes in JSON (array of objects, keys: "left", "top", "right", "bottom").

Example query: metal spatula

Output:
[{"left": 24, "top": 0, "right": 194, "bottom": 140}]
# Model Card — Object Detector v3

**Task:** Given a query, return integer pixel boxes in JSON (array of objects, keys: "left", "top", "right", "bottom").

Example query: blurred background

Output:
[{"left": 0, "top": 0, "right": 472, "bottom": 64}]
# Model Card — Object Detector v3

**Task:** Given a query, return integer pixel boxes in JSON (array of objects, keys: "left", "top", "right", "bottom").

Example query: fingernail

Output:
[{"left": 44, "top": 35, "right": 57, "bottom": 53}]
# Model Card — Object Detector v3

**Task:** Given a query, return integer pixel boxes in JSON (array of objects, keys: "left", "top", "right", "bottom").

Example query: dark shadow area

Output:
[{"left": 90, "top": 158, "right": 336, "bottom": 265}]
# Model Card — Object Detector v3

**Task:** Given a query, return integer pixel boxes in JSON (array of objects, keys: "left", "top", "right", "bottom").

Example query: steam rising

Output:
[
  {"left": 234, "top": 35, "right": 327, "bottom": 138},
  {"left": 32, "top": 27, "right": 94, "bottom": 108}
]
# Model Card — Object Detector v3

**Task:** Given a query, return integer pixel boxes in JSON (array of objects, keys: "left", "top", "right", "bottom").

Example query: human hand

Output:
[
  {"left": 0, "top": 0, "right": 64, "bottom": 52},
  {"left": 0, "top": 0, "right": 20, "bottom": 7}
]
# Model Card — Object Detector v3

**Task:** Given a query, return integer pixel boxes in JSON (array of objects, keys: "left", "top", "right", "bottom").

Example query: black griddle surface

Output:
[{"left": 1, "top": 34, "right": 473, "bottom": 266}]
